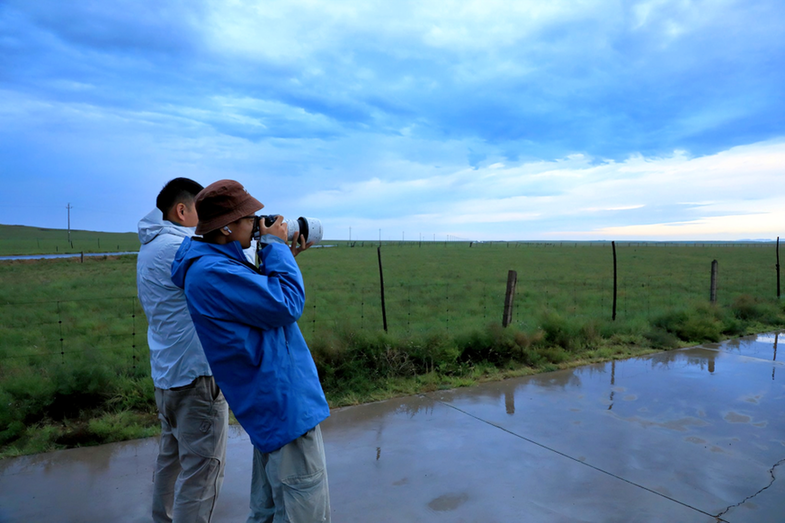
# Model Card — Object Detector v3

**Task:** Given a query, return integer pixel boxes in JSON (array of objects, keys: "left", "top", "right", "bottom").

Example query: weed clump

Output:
[
  {"left": 651, "top": 299, "right": 785, "bottom": 344},
  {"left": 643, "top": 328, "right": 681, "bottom": 349},
  {"left": 653, "top": 307, "right": 724, "bottom": 342},
  {"left": 539, "top": 312, "right": 603, "bottom": 352},
  {"left": 731, "top": 294, "right": 781, "bottom": 324}
]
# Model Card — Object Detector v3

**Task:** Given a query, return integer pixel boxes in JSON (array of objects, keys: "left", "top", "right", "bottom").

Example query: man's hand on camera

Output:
[
  {"left": 290, "top": 231, "right": 314, "bottom": 258},
  {"left": 257, "top": 215, "right": 288, "bottom": 245}
]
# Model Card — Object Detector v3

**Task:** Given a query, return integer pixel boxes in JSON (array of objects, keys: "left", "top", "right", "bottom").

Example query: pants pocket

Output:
[
  {"left": 281, "top": 469, "right": 329, "bottom": 523},
  {"left": 177, "top": 380, "right": 226, "bottom": 459}
]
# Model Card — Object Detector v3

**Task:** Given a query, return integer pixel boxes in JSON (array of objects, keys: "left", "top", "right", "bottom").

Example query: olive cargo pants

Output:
[
  {"left": 152, "top": 376, "right": 229, "bottom": 523},
  {"left": 246, "top": 425, "right": 330, "bottom": 523}
]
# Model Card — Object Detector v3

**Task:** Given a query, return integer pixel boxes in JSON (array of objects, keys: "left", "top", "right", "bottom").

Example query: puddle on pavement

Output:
[
  {"left": 428, "top": 492, "right": 469, "bottom": 512},
  {"left": 424, "top": 332, "right": 785, "bottom": 465},
  {"left": 0, "top": 423, "right": 247, "bottom": 477},
  {"left": 322, "top": 332, "right": 785, "bottom": 441},
  {"left": 724, "top": 412, "right": 752, "bottom": 424},
  {"left": 723, "top": 332, "right": 781, "bottom": 363}
]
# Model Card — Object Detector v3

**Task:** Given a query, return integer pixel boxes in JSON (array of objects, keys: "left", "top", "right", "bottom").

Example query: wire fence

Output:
[
  {"left": 332, "top": 240, "right": 780, "bottom": 249},
  {"left": 0, "top": 297, "right": 142, "bottom": 369},
  {"left": 0, "top": 242, "right": 781, "bottom": 367}
]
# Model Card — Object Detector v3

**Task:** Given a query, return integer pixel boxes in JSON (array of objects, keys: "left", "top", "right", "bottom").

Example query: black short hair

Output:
[{"left": 156, "top": 178, "right": 204, "bottom": 215}]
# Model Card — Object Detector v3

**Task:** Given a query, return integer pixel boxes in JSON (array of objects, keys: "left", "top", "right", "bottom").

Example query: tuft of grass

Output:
[
  {"left": 643, "top": 328, "right": 682, "bottom": 349},
  {"left": 86, "top": 411, "right": 160, "bottom": 443},
  {"left": 732, "top": 294, "right": 782, "bottom": 323}
]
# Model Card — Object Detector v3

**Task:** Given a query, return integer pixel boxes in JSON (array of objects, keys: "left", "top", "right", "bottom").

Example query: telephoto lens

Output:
[{"left": 287, "top": 217, "right": 323, "bottom": 244}]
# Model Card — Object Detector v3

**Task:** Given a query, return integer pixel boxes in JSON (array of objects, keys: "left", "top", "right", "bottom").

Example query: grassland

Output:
[
  {"left": 0, "top": 224, "right": 139, "bottom": 255},
  {"left": 0, "top": 236, "right": 783, "bottom": 458}
]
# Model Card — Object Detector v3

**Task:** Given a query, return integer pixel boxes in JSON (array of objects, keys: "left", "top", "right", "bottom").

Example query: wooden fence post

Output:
[
  {"left": 612, "top": 241, "right": 617, "bottom": 321},
  {"left": 502, "top": 270, "right": 518, "bottom": 327},
  {"left": 710, "top": 259, "right": 719, "bottom": 304},
  {"left": 377, "top": 247, "right": 388, "bottom": 332}
]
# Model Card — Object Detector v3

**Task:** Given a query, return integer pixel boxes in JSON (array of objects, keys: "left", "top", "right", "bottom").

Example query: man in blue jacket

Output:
[
  {"left": 137, "top": 178, "right": 229, "bottom": 523},
  {"left": 171, "top": 179, "right": 331, "bottom": 523}
]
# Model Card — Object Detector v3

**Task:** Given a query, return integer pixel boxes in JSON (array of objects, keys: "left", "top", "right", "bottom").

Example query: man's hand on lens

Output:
[{"left": 290, "top": 231, "right": 314, "bottom": 258}]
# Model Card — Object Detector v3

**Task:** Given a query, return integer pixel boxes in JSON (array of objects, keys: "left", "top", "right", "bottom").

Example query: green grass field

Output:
[
  {"left": 0, "top": 224, "right": 139, "bottom": 255},
  {"left": 0, "top": 231, "right": 783, "bottom": 458},
  {"left": 299, "top": 240, "right": 779, "bottom": 335}
]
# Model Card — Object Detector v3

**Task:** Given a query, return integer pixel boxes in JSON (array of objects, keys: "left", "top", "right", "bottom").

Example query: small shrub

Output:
[
  {"left": 680, "top": 316, "right": 722, "bottom": 342},
  {"left": 28, "top": 425, "right": 64, "bottom": 452},
  {"left": 644, "top": 328, "right": 681, "bottom": 349},
  {"left": 108, "top": 377, "right": 155, "bottom": 412},
  {"left": 540, "top": 312, "right": 577, "bottom": 351},
  {"left": 410, "top": 334, "right": 461, "bottom": 374},
  {"left": 652, "top": 306, "right": 723, "bottom": 343},
  {"left": 578, "top": 321, "right": 602, "bottom": 349},
  {"left": 87, "top": 411, "right": 158, "bottom": 443},
  {"left": 2, "top": 369, "right": 57, "bottom": 425},
  {"left": 720, "top": 316, "right": 745, "bottom": 337},
  {"left": 518, "top": 346, "right": 544, "bottom": 367},
  {"left": 541, "top": 347, "right": 568, "bottom": 364},
  {"left": 0, "top": 421, "right": 25, "bottom": 446},
  {"left": 539, "top": 313, "right": 605, "bottom": 352},
  {"left": 514, "top": 330, "right": 533, "bottom": 349},
  {"left": 456, "top": 329, "right": 497, "bottom": 363},
  {"left": 732, "top": 295, "right": 782, "bottom": 324}
]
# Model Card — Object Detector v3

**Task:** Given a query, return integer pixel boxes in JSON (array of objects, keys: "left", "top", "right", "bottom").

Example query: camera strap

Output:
[{"left": 238, "top": 257, "right": 263, "bottom": 275}]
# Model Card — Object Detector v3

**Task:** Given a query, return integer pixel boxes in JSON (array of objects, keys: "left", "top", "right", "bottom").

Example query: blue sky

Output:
[{"left": 1, "top": 0, "right": 783, "bottom": 240}]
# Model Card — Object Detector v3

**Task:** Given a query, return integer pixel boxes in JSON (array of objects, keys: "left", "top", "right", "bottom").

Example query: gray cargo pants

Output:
[
  {"left": 152, "top": 376, "right": 229, "bottom": 523},
  {"left": 247, "top": 425, "right": 331, "bottom": 523}
]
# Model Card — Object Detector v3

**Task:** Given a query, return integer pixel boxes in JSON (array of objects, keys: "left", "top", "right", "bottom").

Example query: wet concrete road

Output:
[{"left": 1, "top": 333, "right": 783, "bottom": 522}]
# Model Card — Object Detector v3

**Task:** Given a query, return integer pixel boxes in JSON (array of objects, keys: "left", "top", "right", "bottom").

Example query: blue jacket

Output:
[{"left": 171, "top": 237, "right": 329, "bottom": 453}]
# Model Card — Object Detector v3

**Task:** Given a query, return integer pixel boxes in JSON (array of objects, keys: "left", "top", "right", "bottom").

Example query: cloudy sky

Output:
[{"left": 1, "top": 0, "right": 783, "bottom": 241}]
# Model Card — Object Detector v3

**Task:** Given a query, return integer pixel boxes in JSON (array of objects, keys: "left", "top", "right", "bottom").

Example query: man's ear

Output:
[{"left": 174, "top": 202, "right": 187, "bottom": 220}]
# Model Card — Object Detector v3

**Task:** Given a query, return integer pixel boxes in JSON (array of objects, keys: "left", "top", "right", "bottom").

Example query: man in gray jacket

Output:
[{"left": 137, "top": 178, "right": 228, "bottom": 523}]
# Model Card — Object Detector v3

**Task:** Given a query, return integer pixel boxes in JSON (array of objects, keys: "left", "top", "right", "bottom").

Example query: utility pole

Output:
[{"left": 66, "top": 203, "right": 73, "bottom": 244}]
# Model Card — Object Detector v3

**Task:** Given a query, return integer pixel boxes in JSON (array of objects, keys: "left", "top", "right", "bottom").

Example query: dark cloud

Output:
[
  {"left": 9, "top": 0, "right": 206, "bottom": 57},
  {"left": 0, "top": 0, "right": 784, "bottom": 237},
  {"left": 3, "top": 0, "right": 783, "bottom": 158}
]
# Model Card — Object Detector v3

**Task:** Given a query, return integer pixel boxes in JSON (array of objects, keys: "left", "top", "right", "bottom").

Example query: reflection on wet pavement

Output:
[
  {"left": 1, "top": 333, "right": 783, "bottom": 522},
  {"left": 428, "top": 332, "right": 785, "bottom": 521}
]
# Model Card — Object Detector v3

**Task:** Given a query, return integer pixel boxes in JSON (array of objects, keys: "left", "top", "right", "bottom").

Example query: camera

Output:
[{"left": 252, "top": 215, "right": 323, "bottom": 245}]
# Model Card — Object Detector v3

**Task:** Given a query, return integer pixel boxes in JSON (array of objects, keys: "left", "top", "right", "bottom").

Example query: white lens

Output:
[
  {"left": 303, "top": 217, "right": 322, "bottom": 244},
  {"left": 285, "top": 217, "right": 322, "bottom": 244}
]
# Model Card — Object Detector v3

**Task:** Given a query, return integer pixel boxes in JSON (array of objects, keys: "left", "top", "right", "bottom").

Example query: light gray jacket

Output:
[{"left": 137, "top": 209, "right": 211, "bottom": 389}]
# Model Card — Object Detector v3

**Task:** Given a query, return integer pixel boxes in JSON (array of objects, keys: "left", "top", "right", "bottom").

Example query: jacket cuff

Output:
[{"left": 257, "top": 234, "right": 287, "bottom": 246}]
